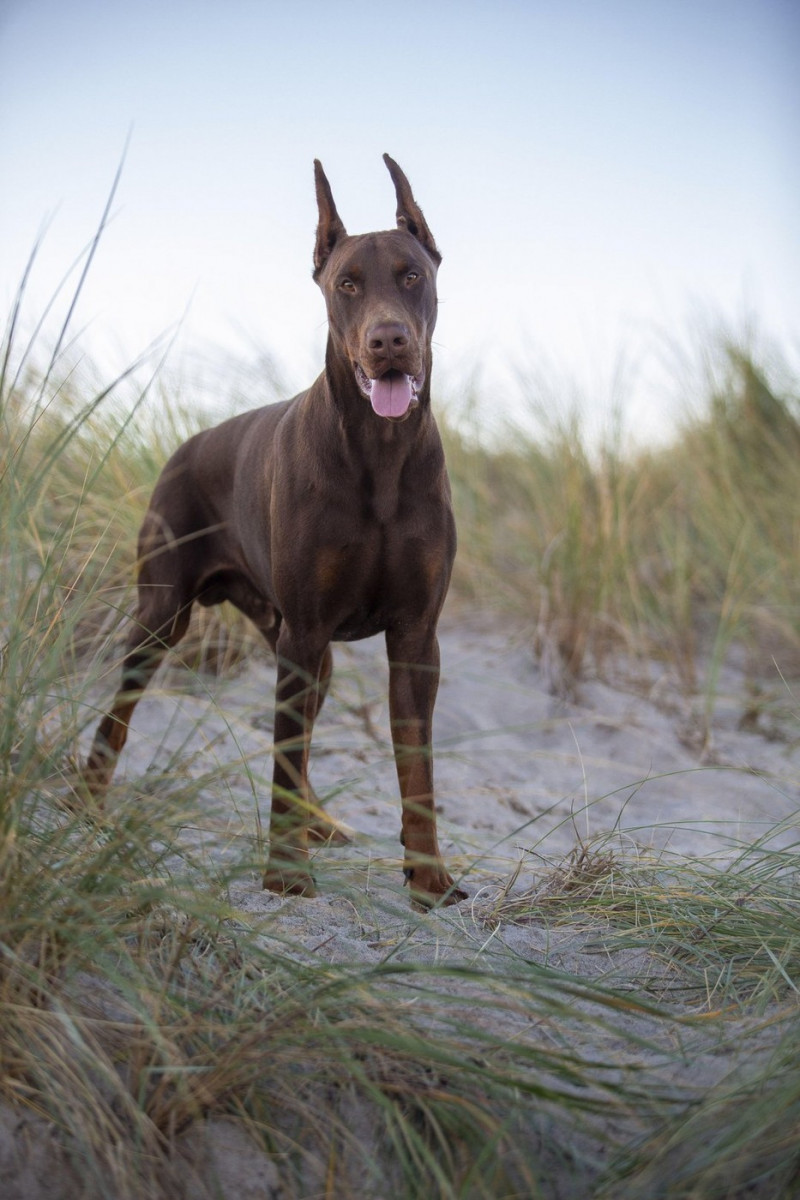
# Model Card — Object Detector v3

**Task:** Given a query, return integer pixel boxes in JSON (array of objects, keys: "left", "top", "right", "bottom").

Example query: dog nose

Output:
[{"left": 367, "top": 322, "right": 410, "bottom": 355}]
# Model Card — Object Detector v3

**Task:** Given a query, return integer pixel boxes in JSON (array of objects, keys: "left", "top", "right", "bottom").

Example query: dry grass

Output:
[{"left": 442, "top": 341, "right": 800, "bottom": 706}]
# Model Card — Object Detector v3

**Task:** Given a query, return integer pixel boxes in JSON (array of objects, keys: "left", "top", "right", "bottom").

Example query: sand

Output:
[{"left": 4, "top": 615, "right": 798, "bottom": 1197}]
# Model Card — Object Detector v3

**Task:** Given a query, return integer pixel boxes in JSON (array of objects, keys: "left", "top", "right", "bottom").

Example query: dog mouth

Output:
[{"left": 355, "top": 365, "right": 422, "bottom": 420}]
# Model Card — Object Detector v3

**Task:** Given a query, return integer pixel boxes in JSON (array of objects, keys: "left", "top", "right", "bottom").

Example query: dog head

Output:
[{"left": 312, "top": 155, "right": 441, "bottom": 420}]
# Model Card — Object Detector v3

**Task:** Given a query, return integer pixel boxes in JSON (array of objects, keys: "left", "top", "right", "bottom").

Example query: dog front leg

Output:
[
  {"left": 263, "top": 632, "right": 328, "bottom": 897},
  {"left": 386, "top": 629, "right": 466, "bottom": 907}
]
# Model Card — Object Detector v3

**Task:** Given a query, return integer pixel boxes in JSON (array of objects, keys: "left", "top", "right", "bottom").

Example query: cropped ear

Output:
[
  {"left": 313, "top": 159, "right": 347, "bottom": 277},
  {"left": 383, "top": 153, "right": 441, "bottom": 265}
]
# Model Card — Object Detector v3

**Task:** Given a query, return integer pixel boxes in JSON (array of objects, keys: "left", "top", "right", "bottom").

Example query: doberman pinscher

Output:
[{"left": 83, "top": 154, "right": 466, "bottom": 907}]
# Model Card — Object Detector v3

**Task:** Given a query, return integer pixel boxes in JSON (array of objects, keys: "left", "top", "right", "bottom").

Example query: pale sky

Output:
[{"left": 1, "top": 0, "right": 798, "bottom": 440}]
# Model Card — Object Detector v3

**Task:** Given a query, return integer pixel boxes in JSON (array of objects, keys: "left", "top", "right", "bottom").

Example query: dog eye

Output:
[
  {"left": 339, "top": 278, "right": 357, "bottom": 293},
  {"left": 405, "top": 271, "right": 419, "bottom": 285}
]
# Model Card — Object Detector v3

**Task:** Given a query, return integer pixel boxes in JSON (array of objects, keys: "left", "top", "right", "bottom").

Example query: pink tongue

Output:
[{"left": 370, "top": 374, "right": 413, "bottom": 418}]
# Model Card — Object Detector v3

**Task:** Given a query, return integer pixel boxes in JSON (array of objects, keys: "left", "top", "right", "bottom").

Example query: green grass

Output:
[{"left": 1, "top": 224, "right": 799, "bottom": 1198}]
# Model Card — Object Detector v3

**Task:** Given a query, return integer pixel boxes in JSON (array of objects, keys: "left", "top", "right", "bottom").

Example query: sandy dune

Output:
[{"left": 5, "top": 618, "right": 796, "bottom": 1198}]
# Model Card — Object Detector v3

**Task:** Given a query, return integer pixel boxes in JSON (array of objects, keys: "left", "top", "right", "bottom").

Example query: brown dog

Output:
[{"left": 83, "top": 154, "right": 466, "bottom": 907}]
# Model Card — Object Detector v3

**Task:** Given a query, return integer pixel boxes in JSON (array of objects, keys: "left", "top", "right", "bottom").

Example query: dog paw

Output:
[
  {"left": 78, "top": 765, "right": 109, "bottom": 799},
  {"left": 263, "top": 861, "right": 317, "bottom": 898},
  {"left": 404, "top": 864, "right": 467, "bottom": 909},
  {"left": 61, "top": 757, "right": 108, "bottom": 814}
]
